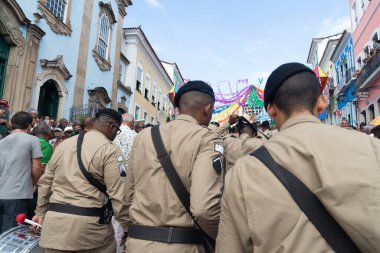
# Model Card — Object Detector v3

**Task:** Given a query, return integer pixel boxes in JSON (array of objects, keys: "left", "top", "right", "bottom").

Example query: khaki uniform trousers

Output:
[{"left": 43, "top": 239, "right": 116, "bottom": 253}]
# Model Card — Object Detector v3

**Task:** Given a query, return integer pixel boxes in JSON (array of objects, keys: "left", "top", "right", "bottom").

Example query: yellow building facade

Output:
[{"left": 122, "top": 27, "right": 173, "bottom": 124}]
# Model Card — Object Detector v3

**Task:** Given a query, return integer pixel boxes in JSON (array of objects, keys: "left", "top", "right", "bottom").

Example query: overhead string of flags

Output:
[{"left": 167, "top": 65, "right": 328, "bottom": 124}]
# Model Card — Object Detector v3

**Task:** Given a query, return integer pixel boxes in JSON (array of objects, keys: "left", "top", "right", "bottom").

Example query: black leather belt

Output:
[
  {"left": 128, "top": 224, "right": 204, "bottom": 244},
  {"left": 48, "top": 203, "right": 103, "bottom": 217}
]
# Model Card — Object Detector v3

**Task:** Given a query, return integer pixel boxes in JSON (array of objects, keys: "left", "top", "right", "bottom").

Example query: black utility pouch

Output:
[{"left": 99, "top": 200, "right": 114, "bottom": 224}]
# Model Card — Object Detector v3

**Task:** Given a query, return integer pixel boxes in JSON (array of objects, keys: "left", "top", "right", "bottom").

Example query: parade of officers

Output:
[{"left": 27, "top": 65, "right": 380, "bottom": 253}]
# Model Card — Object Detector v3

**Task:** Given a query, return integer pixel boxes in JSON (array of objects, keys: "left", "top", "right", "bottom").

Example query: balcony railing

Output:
[
  {"left": 345, "top": 67, "right": 355, "bottom": 84},
  {"left": 356, "top": 48, "right": 380, "bottom": 88}
]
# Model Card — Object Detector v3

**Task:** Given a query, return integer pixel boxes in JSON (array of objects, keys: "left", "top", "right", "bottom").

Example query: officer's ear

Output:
[
  {"left": 267, "top": 103, "right": 276, "bottom": 119},
  {"left": 204, "top": 103, "right": 212, "bottom": 115},
  {"left": 316, "top": 95, "right": 328, "bottom": 114}
]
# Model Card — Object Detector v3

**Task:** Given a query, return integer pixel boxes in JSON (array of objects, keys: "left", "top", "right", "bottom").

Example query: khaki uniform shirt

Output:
[
  {"left": 36, "top": 130, "right": 129, "bottom": 251},
  {"left": 224, "top": 133, "right": 263, "bottom": 171},
  {"left": 216, "top": 114, "right": 380, "bottom": 253},
  {"left": 126, "top": 114, "right": 224, "bottom": 253}
]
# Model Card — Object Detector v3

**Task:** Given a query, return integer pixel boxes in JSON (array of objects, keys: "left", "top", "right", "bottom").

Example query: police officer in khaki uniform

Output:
[
  {"left": 125, "top": 81, "right": 224, "bottom": 253},
  {"left": 216, "top": 63, "right": 380, "bottom": 253},
  {"left": 222, "top": 115, "right": 263, "bottom": 171},
  {"left": 32, "top": 109, "right": 129, "bottom": 253}
]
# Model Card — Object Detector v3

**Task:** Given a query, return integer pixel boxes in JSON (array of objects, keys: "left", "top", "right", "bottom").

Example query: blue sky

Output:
[{"left": 124, "top": 0, "right": 351, "bottom": 89}]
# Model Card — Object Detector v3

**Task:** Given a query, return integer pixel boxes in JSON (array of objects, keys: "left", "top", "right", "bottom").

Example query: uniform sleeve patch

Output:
[
  {"left": 214, "top": 144, "right": 224, "bottom": 155},
  {"left": 213, "top": 157, "right": 222, "bottom": 175},
  {"left": 119, "top": 163, "right": 126, "bottom": 177},
  {"left": 117, "top": 156, "right": 123, "bottom": 162}
]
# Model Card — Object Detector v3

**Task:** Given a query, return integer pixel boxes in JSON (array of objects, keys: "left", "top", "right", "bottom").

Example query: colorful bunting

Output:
[{"left": 314, "top": 65, "right": 328, "bottom": 92}]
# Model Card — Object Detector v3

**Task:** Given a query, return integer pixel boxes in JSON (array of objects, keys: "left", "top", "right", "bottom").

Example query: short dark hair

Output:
[
  {"left": 238, "top": 124, "right": 257, "bottom": 136},
  {"left": 272, "top": 72, "right": 320, "bottom": 116},
  {"left": 360, "top": 122, "right": 366, "bottom": 127},
  {"left": 261, "top": 120, "right": 270, "bottom": 129},
  {"left": 11, "top": 111, "right": 33, "bottom": 130}
]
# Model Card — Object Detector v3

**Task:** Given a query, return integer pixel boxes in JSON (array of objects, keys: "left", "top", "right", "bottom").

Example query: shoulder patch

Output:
[
  {"left": 214, "top": 143, "right": 224, "bottom": 155},
  {"left": 119, "top": 163, "right": 126, "bottom": 177},
  {"left": 213, "top": 157, "right": 222, "bottom": 175}
]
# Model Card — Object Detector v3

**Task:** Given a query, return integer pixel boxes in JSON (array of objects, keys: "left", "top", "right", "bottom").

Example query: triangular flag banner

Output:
[
  {"left": 314, "top": 65, "right": 328, "bottom": 93},
  {"left": 247, "top": 86, "right": 264, "bottom": 108}
]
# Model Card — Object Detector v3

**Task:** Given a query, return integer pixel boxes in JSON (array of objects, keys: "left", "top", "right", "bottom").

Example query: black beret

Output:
[
  {"left": 95, "top": 108, "right": 122, "bottom": 124},
  {"left": 174, "top": 80, "right": 215, "bottom": 107},
  {"left": 264, "top": 62, "right": 315, "bottom": 110}
]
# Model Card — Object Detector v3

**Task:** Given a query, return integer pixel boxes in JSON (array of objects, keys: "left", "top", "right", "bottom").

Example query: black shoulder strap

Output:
[
  {"left": 151, "top": 125, "right": 215, "bottom": 252},
  {"left": 251, "top": 146, "right": 361, "bottom": 253},
  {"left": 77, "top": 133, "right": 108, "bottom": 196},
  {"left": 151, "top": 126, "right": 191, "bottom": 213}
]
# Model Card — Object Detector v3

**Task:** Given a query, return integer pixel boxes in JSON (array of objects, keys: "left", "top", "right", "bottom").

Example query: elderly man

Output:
[
  {"left": 216, "top": 63, "right": 380, "bottom": 253},
  {"left": 112, "top": 113, "right": 137, "bottom": 253}
]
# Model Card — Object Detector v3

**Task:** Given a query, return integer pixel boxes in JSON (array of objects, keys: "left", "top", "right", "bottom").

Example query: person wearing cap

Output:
[
  {"left": 63, "top": 126, "right": 74, "bottom": 139},
  {"left": 49, "top": 127, "right": 63, "bottom": 149},
  {"left": 216, "top": 63, "right": 380, "bottom": 253},
  {"left": 0, "top": 99, "right": 11, "bottom": 140},
  {"left": 125, "top": 80, "right": 224, "bottom": 253},
  {"left": 32, "top": 108, "right": 129, "bottom": 253}
]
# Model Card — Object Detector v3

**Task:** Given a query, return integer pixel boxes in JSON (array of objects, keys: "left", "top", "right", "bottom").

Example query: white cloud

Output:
[
  {"left": 144, "top": 0, "right": 163, "bottom": 9},
  {"left": 317, "top": 17, "right": 351, "bottom": 37}
]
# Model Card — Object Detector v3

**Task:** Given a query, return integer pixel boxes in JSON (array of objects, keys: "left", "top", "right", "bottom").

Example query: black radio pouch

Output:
[{"left": 77, "top": 133, "right": 114, "bottom": 224}]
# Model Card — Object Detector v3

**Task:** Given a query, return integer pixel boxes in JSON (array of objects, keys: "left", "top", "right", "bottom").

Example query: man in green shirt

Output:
[{"left": 33, "top": 123, "right": 53, "bottom": 168}]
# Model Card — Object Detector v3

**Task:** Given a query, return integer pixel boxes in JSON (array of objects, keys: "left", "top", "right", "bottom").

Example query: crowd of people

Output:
[{"left": 0, "top": 62, "right": 379, "bottom": 253}]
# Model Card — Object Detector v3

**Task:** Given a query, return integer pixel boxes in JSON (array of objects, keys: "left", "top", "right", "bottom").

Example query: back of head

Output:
[
  {"left": 32, "top": 122, "right": 52, "bottom": 137},
  {"left": 272, "top": 72, "right": 320, "bottom": 116},
  {"left": 175, "top": 80, "right": 215, "bottom": 126},
  {"left": 261, "top": 120, "right": 270, "bottom": 129},
  {"left": 122, "top": 113, "right": 134, "bottom": 123},
  {"left": 238, "top": 124, "right": 257, "bottom": 137},
  {"left": 11, "top": 111, "right": 33, "bottom": 130}
]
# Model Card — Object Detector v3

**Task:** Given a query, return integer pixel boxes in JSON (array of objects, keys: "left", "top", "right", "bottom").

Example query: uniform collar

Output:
[
  {"left": 176, "top": 114, "right": 200, "bottom": 125},
  {"left": 280, "top": 114, "right": 321, "bottom": 131}
]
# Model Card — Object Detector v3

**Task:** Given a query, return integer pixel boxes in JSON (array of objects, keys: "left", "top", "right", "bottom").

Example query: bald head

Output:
[
  {"left": 121, "top": 113, "right": 134, "bottom": 130},
  {"left": 179, "top": 91, "right": 214, "bottom": 126}
]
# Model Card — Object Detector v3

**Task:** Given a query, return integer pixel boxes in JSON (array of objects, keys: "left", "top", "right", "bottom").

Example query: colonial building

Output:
[
  {"left": 307, "top": 33, "right": 342, "bottom": 124},
  {"left": 319, "top": 36, "right": 341, "bottom": 125},
  {"left": 122, "top": 27, "right": 174, "bottom": 124},
  {"left": 350, "top": 0, "right": 380, "bottom": 123},
  {"left": 0, "top": 0, "right": 132, "bottom": 120},
  {"left": 331, "top": 30, "right": 358, "bottom": 126}
]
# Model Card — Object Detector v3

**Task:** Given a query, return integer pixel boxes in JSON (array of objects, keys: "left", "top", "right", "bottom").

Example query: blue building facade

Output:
[
  {"left": 331, "top": 31, "right": 358, "bottom": 126},
  {"left": 0, "top": 0, "right": 132, "bottom": 120}
]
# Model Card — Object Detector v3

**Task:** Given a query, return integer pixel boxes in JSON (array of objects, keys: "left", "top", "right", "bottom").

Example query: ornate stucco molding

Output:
[
  {"left": 99, "top": 2, "right": 117, "bottom": 24},
  {"left": 39, "top": 55, "right": 72, "bottom": 86},
  {"left": 37, "top": 0, "right": 72, "bottom": 36},
  {"left": 92, "top": 49, "right": 112, "bottom": 71},
  {"left": 117, "top": 0, "right": 133, "bottom": 17},
  {"left": 88, "top": 87, "right": 112, "bottom": 109},
  {"left": 0, "top": 0, "right": 29, "bottom": 55},
  {"left": 117, "top": 95, "right": 128, "bottom": 113}
]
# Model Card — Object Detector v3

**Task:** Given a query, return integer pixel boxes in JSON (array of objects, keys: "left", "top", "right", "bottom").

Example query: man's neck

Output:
[{"left": 12, "top": 129, "right": 28, "bottom": 134}]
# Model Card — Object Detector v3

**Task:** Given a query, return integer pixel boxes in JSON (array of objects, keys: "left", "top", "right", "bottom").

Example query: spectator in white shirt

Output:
[{"left": 112, "top": 112, "right": 137, "bottom": 253}]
